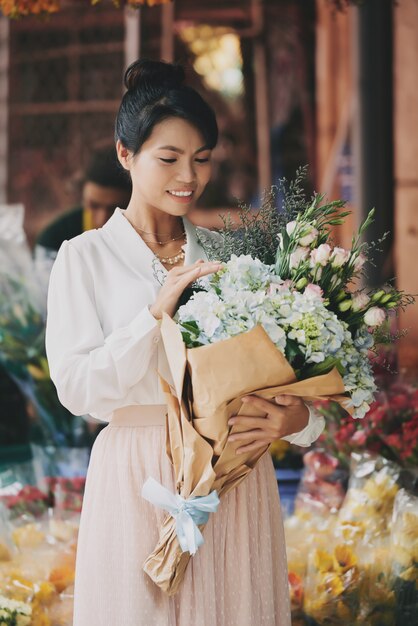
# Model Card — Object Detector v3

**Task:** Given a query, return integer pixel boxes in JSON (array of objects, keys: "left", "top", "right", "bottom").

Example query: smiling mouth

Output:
[{"left": 167, "top": 190, "right": 194, "bottom": 197}]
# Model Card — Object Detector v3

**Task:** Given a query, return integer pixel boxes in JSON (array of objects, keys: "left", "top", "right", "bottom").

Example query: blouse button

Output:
[{"left": 153, "top": 336, "right": 160, "bottom": 344}]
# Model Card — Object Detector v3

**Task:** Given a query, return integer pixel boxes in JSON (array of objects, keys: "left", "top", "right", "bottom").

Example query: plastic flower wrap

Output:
[
  {"left": 356, "top": 540, "right": 395, "bottom": 626},
  {"left": 294, "top": 449, "right": 348, "bottom": 517},
  {"left": 303, "top": 541, "right": 363, "bottom": 624},
  {"left": 390, "top": 489, "right": 418, "bottom": 624},
  {"left": 337, "top": 452, "right": 400, "bottom": 540},
  {"left": 0, "top": 206, "right": 90, "bottom": 447},
  {"left": 0, "top": 500, "right": 78, "bottom": 626}
]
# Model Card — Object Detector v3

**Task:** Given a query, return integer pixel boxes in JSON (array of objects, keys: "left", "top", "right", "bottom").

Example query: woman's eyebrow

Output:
[{"left": 156, "top": 145, "right": 210, "bottom": 154}]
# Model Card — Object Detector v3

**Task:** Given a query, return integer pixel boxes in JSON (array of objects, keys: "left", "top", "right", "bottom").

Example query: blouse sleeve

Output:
[
  {"left": 45, "top": 240, "right": 160, "bottom": 417},
  {"left": 281, "top": 402, "right": 325, "bottom": 447}
]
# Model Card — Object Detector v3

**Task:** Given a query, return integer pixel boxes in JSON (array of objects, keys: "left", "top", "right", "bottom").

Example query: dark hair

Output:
[
  {"left": 115, "top": 58, "right": 218, "bottom": 155},
  {"left": 85, "top": 147, "right": 132, "bottom": 191}
]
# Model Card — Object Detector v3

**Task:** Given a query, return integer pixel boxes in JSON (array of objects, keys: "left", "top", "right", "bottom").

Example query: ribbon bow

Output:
[{"left": 142, "top": 477, "right": 220, "bottom": 555}]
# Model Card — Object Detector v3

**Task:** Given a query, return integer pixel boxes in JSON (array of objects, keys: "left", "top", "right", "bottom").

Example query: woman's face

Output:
[{"left": 117, "top": 117, "right": 212, "bottom": 217}]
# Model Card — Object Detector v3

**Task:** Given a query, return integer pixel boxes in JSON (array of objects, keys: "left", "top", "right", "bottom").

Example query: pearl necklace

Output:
[{"left": 156, "top": 248, "right": 186, "bottom": 266}]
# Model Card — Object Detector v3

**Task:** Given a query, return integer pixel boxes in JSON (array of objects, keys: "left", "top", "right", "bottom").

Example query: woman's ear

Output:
[{"left": 116, "top": 140, "right": 131, "bottom": 171}]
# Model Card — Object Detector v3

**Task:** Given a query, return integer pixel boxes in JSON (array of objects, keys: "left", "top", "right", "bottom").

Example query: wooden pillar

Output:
[
  {"left": 0, "top": 17, "right": 9, "bottom": 203},
  {"left": 394, "top": 0, "right": 418, "bottom": 368},
  {"left": 124, "top": 6, "right": 141, "bottom": 71},
  {"left": 253, "top": 0, "right": 271, "bottom": 195}
]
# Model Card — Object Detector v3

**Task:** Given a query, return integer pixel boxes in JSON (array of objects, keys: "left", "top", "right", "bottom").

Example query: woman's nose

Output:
[{"left": 177, "top": 161, "right": 196, "bottom": 183}]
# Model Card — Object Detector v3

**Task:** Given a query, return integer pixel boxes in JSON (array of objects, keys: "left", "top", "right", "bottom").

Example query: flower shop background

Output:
[{"left": 0, "top": 1, "right": 418, "bottom": 625}]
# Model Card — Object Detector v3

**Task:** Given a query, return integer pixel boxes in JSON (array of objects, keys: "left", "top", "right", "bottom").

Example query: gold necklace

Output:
[
  {"left": 141, "top": 231, "right": 186, "bottom": 246},
  {"left": 156, "top": 247, "right": 186, "bottom": 266}
]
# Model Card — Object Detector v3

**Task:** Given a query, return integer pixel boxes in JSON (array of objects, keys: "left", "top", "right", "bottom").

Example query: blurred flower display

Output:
[
  {"left": 317, "top": 379, "right": 418, "bottom": 469},
  {"left": 285, "top": 453, "right": 416, "bottom": 626},
  {"left": 0, "top": 210, "right": 89, "bottom": 447}
]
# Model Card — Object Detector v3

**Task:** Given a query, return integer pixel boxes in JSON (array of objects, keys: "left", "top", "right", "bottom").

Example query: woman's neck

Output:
[{"left": 123, "top": 197, "right": 184, "bottom": 240}]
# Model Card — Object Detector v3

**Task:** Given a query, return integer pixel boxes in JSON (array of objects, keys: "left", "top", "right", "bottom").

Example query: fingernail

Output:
[
  {"left": 228, "top": 419, "right": 234, "bottom": 425},
  {"left": 242, "top": 397, "right": 249, "bottom": 403}
]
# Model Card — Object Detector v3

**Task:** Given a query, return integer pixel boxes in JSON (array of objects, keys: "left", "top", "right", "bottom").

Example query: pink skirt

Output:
[{"left": 73, "top": 405, "right": 291, "bottom": 626}]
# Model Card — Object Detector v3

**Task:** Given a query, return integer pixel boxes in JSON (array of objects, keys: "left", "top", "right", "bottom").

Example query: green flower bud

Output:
[
  {"left": 338, "top": 300, "right": 352, "bottom": 312},
  {"left": 380, "top": 293, "right": 393, "bottom": 304},
  {"left": 386, "top": 301, "right": 399, "bottom": 309},
  {"left": 335, "top": 290, "right": 347, "bottom": 303},
  {"left": 371, "top": 290, "right": 386, "bottom": 303},
  {"left": 295, "top": 277, "right": 308, "bottom": 290}
]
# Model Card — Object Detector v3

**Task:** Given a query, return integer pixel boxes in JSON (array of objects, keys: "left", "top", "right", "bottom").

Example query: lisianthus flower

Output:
[
  {"left": 310, "top": 244, "right": 332, "bottom": 267},
  {"left": 330, "top": 247, "right": 350, "bottom": 268},
  {"left": 289, "top": 246, "right": 310, "bottom": 270},
  {"left": 364, "top": 306, "right": 386, "bottom": 327},
  {"left": 351, "top": 292, "right": 370, "bottom": 312}
]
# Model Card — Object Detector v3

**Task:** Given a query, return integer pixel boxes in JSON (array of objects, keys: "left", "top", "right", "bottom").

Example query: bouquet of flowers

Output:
[{"left": 142, "top": 172, "right": 412, "bottom": 594}]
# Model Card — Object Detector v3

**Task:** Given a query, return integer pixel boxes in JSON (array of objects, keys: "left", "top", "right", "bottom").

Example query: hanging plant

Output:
[{"left": 0, "top": 0, "right": 172, "bottom": 19}]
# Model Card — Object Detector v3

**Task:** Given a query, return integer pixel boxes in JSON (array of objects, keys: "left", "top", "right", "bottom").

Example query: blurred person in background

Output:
[{"left": 35, "top": 146, "right": 132, "bottom": 262}]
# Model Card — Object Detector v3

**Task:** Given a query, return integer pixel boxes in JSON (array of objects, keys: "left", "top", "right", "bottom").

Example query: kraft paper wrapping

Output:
[{"left": 143, "top": 314, "right": 352, "bottom": 594}]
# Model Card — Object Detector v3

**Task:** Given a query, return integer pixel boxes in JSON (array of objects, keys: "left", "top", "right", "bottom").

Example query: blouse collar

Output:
[{"left": 101, "top": 207, "right": 206, "bottom": 278}]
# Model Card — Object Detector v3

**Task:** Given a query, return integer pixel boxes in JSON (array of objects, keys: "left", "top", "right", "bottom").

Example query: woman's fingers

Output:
[
  {"left": 241, "top": 395, "right": 278, "bottom": 413},
  {"left": 229, "top": 429, "right": 272, "bottom": 442},
  {"left": 274, "top": 394, "right": 302, "bottom": 406},
  {"left": 235, "top": 440, "right": 271, "bottom": 455},
  {"left": 228, "top": 416, "right": 268, "bottom": 430}
]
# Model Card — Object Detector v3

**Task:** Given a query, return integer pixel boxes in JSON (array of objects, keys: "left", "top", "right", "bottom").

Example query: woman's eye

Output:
[{"left": 159, "top": 157, "right": 210, "bottom": 164}]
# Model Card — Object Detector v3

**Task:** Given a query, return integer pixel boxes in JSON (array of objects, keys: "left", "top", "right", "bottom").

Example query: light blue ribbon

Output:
[{"left": 142, "top": 477, "right": 220, "bottom": 555}]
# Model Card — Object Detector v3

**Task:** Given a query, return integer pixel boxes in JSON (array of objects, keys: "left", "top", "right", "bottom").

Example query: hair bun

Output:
[{"left": 124, "top": 58, "right": 185, "bottom": 93}]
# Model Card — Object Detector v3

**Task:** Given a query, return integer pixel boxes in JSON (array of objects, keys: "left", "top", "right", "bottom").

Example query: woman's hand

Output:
[
  {"left": 228, "top": 395, "right": 309, "bottom": 454},
  {"left": 150, "top": 259, "right": 222, "bottom": 320}
]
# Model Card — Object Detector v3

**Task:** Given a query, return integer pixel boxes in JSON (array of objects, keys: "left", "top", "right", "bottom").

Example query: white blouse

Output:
[{"left": 46, "top": 207, "right": 324, "bottom": 446}]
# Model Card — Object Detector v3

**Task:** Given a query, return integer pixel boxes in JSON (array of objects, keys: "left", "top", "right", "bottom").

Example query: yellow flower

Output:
[
  {"left": 319, "top": 573, "right": 345, "bottom": 597},
  {"left": 269, "top": 439, "right": 290, "bottom": 461},
  {"left": 12, "top": 524, "right": 45, "bottom": 549},
  {"left": 401, "top": 512, "right": 418, "bottom": 540},
  {"left": 399, "top": 566, "right": 418, "bottom": 582},
  {"left": 333, "top": 544, "right": 357, "bottom": 573},
  {"left": 27, "top": 364, "right": 47, "bottom": 380},
  {"left": 313, "top": 549, "right": 334, "bottom": 573},
  {"left": 339, "top": 521, "right": 365, "bottom": 542},
  {"left": 392, "top": 546, "right": 413, "bottom": 568},
  {"left": 304, "top": 594, "right": 332, "bottom": 620},
  {"left": 33, "top": 582, "right": 56, "bottom": 605}
]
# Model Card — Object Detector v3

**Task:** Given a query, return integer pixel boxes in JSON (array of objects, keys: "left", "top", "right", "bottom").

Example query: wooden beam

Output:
[{"left": 11, "top": 101, "right": 120, "bottom": 115}]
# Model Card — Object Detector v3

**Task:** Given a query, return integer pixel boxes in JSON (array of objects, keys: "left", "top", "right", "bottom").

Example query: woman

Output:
[{"left": 46, "top": 59, "right": 325, "bottom": 626}]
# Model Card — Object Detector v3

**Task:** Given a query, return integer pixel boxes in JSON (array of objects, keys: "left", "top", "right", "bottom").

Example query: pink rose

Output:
[
  {"left": 310, "top": 243, "right": 331, "bottom": 266},
  {"left": 364, "top": 306, "right": 386, "bottom": 327}
]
